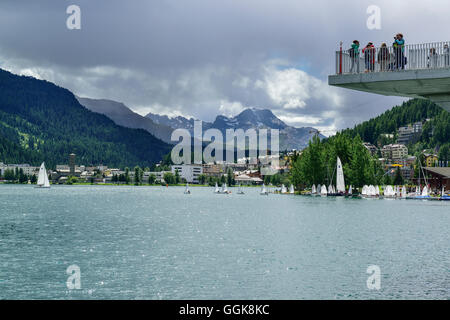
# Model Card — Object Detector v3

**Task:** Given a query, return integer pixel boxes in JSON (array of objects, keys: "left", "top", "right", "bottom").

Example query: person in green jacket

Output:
[{"left": 349, "top": 40, "right": 360, "bottom": 73}]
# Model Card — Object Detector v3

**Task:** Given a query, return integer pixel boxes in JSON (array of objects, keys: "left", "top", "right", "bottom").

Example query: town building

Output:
[
  {"left": 424, "top": 154, "right": 439, "bottom": 167},
  {"left": 0, "top": 163, "right": 39, "bottom": 176},
  {"left": 397, "top": 122, "right": 423, "bottom": 145},
  {"left": 363, "top": 142, "right": 378, "bottom": 156},
  {"left": 171, "top": 164, "right": 203, "bottom": 183},
  {"left": 381, "top": 144, "right": 408, "bottom": 160},
  {"left": 422, "top": 167, "right": 450, "bottom": 191}
]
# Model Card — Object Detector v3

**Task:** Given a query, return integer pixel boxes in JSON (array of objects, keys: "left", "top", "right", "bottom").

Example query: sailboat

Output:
[
  {"left": 237, "top": 184, "right": 245, "bottom": 195},
  {"left": 214, "top": 182, "right": 220, "bottom": 193},
  {"left": 401, "top": 186, "right": 407, "bottom": 199},
  {"left": 289, "top": 184, "right": 295, "bottom": 194},
  {"left": 320, "top": 184, "right": 327, "bottom": 196},
  {"left": 327, "top": 157, "right": 345, "bottom": 197},
  {"left": 184, "top": 183, "right": 191, "bottom": 194},
  {"left": 281, "top": 184, "right": 287, "bottom": 194},
  {"left": 441, "top": 186, "right": 450, "bottom": 201},
  {"left": 36, "top": 162, "right": 51, "bottom": 188},
  {"left": 336, "top": 157, "right": 345, "bottom": 196},
  {"left": 260, "top": 183, "right": 269, "bottom": 195},
  {"left": 311, "top": 184, "right": 316, "bottom": 195},
  {"left": 220, "top": 183, "right": 231, "bottom": 194}
]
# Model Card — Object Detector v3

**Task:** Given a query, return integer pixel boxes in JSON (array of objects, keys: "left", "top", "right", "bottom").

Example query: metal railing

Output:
[{"left": 335, "top": 41, "right": 450, "bottom": 75}]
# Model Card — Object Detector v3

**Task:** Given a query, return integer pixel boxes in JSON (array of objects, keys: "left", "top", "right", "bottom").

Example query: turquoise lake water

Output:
[{"left": 0, "top": 184, "right": 449, "bottom": 299}]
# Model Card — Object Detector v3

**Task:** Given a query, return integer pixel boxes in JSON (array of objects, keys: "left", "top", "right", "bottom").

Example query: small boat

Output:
[
  {"left": 401, "top": 186, "right": 407, "bottom": 199},
  {"left": 441, "top": 187, "right": 450, "bottom": 201},
  {"left": 220, "top": 183, "right": 231, "bottom": 194},
  {"left": 36, "top": 162, "right": 51, "bottom": 188},
  {"left": 184, "top": 183, "right": 191, "bottom": 194},
  {"left": 320, "top": 184, "right": 327, "bottom": 196},
  {"left": 237, "top": 184, "right": 245, "bottom": 195},
  {"left": 328, "top": 157, "right": 346, "bottom": 197},
  {"left": 260, "top": 183, "right": 269, "bottom": 195},
  {"left": 214, "top": 182, "right": 220, "bottom": 193},
  {"left": 311, "top": 184, "right": 316, "bottom": 195},
  {"left": 281, "top": 184, "right": 287, "bottom": 194},
  {"left": 289, "top": 184, "right": 295, "bottom": 194}
]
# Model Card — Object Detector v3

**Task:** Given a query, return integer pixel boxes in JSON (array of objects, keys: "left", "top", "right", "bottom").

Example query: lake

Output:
[{"left": 0, "top": 184, "right": 448, "bottom": 299}]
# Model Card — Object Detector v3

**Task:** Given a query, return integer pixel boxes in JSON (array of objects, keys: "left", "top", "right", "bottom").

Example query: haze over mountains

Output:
[
  {"left": 147, "top": 108, "right": 324, "bottom": 150},
  {"left": 76, "top": 97, "right": 174, "bottom": 144},
  {"left": 78, "top": 96, "right": 323, "bottom": 150}
]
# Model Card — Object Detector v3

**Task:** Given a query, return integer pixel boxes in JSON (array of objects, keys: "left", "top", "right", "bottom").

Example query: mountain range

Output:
[
  {"left": 77, "top": 96, "right": 323, "bottom": 150},
  {"left": 146, "top": 108, "right": 324, "bottom": 150},
  {"left": 0, "top": 69, "right": 171, "bottom": 168}
]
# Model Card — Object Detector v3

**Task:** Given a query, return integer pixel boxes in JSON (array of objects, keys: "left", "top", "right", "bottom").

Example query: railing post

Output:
[{"left": 339, "top": 41, "right": 343, "bottom": 74}]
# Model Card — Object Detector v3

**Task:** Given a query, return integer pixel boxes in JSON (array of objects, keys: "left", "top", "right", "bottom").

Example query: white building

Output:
[
  {"left": 171, "top": 165, "right": 203, "bottom": 183},
  {"left": 1, "top": 163, "right": 39, "bottom": 176}
]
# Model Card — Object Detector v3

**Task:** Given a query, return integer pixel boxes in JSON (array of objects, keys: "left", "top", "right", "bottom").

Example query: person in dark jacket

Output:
[
  {"left": 378, "top": 43, "right": 389, "bottom": 71},
  {"left": 363, "top": 42, "right": 375, "bottom": 72}
]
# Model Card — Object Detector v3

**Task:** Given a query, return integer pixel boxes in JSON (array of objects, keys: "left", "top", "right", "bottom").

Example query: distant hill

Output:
[
  {"left": 341, "top": 99, "right": 447, "bottom": 146},
  {"left": 0, "top": 69, "right": 171, "bottom": 168},
  {"left": 146, "top": 108, "right": 324, "bottom": 151},
  {"left": 76, "top": 97, "right": 174, "bottom": 144}
]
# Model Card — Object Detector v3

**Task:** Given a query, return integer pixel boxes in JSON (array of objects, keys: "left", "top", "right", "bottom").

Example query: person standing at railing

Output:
[
  {"left": 444, "top": 44, "right": 450, "bottom": 68},
  {"left": 363, "top": 42, "right": 375, "bottom": 72},
  {"left": 378, "top": 43, "right": 390, "bottom": 71},
  {"left": 393, "top": 33, "right": 405, "bottom": 70},
  {"left": 428, "top": 48, "right": 438, "bottom": 68},
  {"left": 349, "top": 40, "right": 360, "bottom": 73}
]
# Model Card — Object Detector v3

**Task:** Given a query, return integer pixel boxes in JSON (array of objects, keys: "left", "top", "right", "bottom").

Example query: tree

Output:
[
  {"left": 198, "top": 174, "right": 207, "bottom": 185},
  {"left": 174, "top": 169, "right": 181, "bottom": 184},
  {"left": 163, "top": 172, "right": 175, "bottom": 185},
  {"left": 4, "top": 169, "right": 15, "bottom": 181},
  {"left": 30, "top": 174, "right": 37, "bottom": 184},
  {"left": 134, "top": 166, "right": 142, "bottom": 185},
  {"left": 226, "top": 168, "right": 234, "bottom": 186},
  {"left": 393, "top": 167, "right": 404, "bottom": 185},
  {"left": 148, "top": 174, "right": 156, "bottom": 185},
  {"left": 125, "top": 167, "right": 130, "bottom": 184}
]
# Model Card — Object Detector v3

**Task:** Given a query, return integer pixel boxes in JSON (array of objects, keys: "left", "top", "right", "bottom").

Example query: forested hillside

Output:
[{"left": 0, "top": 69, "right": 171, "bottom": 168}]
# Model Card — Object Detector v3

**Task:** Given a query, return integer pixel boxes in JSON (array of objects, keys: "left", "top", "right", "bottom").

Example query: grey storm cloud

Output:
[{"left": 1, "top": 0, "right": 448, "bottom": 134}]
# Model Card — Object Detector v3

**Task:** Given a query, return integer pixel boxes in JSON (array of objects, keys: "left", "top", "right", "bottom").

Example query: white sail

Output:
[
  {"left": 37, "top": 162, "right": 50, "bottom": 188},
  {"left": 320, "top": 184, "right": 328, "bottom": 195},
  {"left": 281, "top": 184, "right": 287, "bottom": 194},
  {"left": 348, "top": 185, "right": 352, "bottom": 195},
  {"left": 214, "top": 182, "right": 220, "bottom": 193},
  {"left": 184, "top": 183, "right": 190, "bottom": 194},
  {"left": 362, "top": 185, "right": 368, "bottom": 196},
  {"left": 328, "top": 184, "right": 333, "bottom": 194},
  {"left": 375, "top": 185, "right": 380, "bottom": 196},
  {"left": 289, "top": 184, "right": 295, "bottom": 194},
  {"left": 224, "top": 183, "right": 228, "bottom": 193},
  {"left": 402, "top": 186, "right": 407, "bottom": 198},
  {"left": 336, "top": 157, "right": 345, "bottom": 193},
  {"left": 421, "top": 185, "right": 429, "bottom": 197},
  {"left": 311, "top": 184, "right": 316, "bottom": 194},
  {"left": 261, "top": 183, "right": 268, "bottom": 194}
]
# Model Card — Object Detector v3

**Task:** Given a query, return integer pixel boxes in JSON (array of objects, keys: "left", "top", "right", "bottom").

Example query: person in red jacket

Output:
[{"left": 363, "top": 42, "right": 375, "bottom": 72}]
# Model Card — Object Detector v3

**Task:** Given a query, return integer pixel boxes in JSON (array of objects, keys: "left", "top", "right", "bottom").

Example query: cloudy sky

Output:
[{"left": 1, "top": 0, "right": 448, "bottom": 135}]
